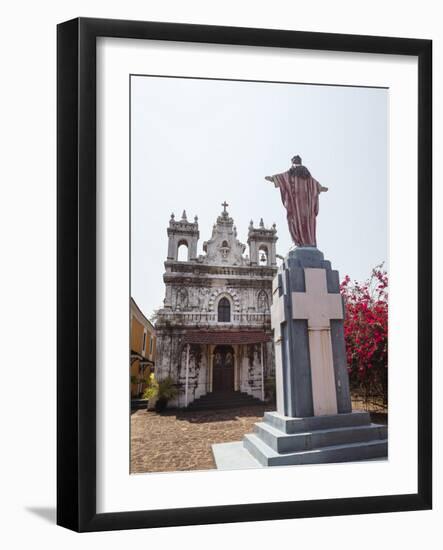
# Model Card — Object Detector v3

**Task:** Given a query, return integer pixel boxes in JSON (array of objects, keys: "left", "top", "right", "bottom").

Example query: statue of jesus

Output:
[{"left": 265, "top": 155, "right": 328, "bottom": 247}]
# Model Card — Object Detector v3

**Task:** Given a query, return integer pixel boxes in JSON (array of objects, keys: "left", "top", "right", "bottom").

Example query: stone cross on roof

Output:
[{"left": 221, "top": 201, "right": 229, "bottom": 213}]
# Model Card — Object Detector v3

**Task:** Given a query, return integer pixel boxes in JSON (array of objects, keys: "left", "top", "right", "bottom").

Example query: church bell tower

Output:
[
  {"left": 166, "top": 210, "right": 199, "bottom": 262},
  {"left": 247, "top": 218, "right": 278, "bottom": 266}
]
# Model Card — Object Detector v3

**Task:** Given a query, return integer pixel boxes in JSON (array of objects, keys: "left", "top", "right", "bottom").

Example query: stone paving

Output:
[
  {"left": 130, "top": 404, "right": 275, "bottom": 473},
  {"left": 130, "top": 403, "right": 388, "bottom": 474}
]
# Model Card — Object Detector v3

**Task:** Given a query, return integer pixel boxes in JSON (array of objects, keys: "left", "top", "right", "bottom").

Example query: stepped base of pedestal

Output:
[{"left": 242, "top": 411, "right": 387, "bottom": 467}]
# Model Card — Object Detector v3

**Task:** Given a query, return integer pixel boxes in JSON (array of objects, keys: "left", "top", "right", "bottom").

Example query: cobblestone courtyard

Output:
[
  {"left": 130, "top": 404, "right": 275, "bottom": 473},
  {"left": 131, "top": 403, "right": 387, "bottom": 474}
]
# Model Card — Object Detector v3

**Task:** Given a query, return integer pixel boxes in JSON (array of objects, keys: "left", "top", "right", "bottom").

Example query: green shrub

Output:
[
  {"left": 143, "top": 374, "right": 178, "bottom": 403},
  {"left": 143, "top": 373, "right": 159, "bottom": 400}
]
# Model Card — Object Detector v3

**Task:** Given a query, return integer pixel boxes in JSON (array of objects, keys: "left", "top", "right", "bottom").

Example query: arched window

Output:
[
  {"left": 259, "top": 245, "right": 269, "bottom": 266},
  {"left": 177, "top": 240, "right": 188, "bottom": 261},
  {"left": 218, "top": 297, "right": 231, "bottom": 322}
]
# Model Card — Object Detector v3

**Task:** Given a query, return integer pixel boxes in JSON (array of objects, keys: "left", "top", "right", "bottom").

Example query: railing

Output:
[{"left": 156, "top": 311, "right": 271, "bottom": 326}]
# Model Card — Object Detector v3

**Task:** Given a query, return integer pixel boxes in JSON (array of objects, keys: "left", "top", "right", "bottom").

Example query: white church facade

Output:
[{"left": 154, "top": 203, "right": 278, "bottom": 408}]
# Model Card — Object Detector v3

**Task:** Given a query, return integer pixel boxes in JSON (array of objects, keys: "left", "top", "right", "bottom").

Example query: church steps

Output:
[
  {"left": 254, "top": 421, "right": 387, "bottom": 453},
  {"left": 243, "top": 433, "right": 388, "bottom": 467},
  {"left": 186, "top": 391, "right": 265, "bottom": 410}
]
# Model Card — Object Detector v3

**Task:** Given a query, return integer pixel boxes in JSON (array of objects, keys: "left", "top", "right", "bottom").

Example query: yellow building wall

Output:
[
  {"left": 130, "top": 309, "right": 156, "bottom": 398},
  {"left": 131, "top": 317, "right": 145, "bottom": 355}
]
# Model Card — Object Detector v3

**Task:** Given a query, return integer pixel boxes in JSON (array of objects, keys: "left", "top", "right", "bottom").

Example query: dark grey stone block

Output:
[
  {"left": 279, "top": 263, "right": 314, "bottom": 417},
  {"left": 326, "top": 269, "right": 340, "bottom": 293},
  {"left": 331, "top": 319, "right": 352, "bottom": 413},
  {"left": 241, "top": 409, "right": 387, "bottom": 467},
  {"left": 286, "top": 247, "right": 326, "bottom": 268},
  {"left": 254, "top": 421, "right": 387, "bottom": 453},
  {"left": 264, "top": 411, "right": 371, "bottom": 433},
  {"left": 243, "top": 433, "right": 388, "bottom": 467}
]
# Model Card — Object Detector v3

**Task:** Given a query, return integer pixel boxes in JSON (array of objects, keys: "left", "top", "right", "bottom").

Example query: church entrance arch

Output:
[{"left": 212, "top": 345, "right": 235, "bottom": 393}]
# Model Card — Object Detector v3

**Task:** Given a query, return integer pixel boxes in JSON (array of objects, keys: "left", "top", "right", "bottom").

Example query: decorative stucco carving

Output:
[{"left": 257, "top": 289, "right": 270, "bottom": 312}]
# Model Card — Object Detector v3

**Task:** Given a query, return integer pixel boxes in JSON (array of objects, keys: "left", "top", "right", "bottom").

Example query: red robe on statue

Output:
[{"left": 271, "top": 170, "right": 322, "bottom": 247}]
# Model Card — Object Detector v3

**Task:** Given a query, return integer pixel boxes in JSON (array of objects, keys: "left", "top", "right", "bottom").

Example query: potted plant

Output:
[
  {"left": 143, "top": 374, "right": 178, "bottom": 412},
  {"left": 142, "top": 373, "right": 158, "bottom": 409},
  {"left": 155, "top": 376, "right": 178, "bottom": 411}
]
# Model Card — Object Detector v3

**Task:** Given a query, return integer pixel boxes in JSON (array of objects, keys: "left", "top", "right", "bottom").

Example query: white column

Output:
[
  {"left": 238, "top": 346, "right": 243, "bottom": 391},
  {"left": 209, "top": 345, "right": 213, "bottom": 393},
  {"left": 234, "top": 345, "right": 238, "bottom": 391},
  {"left": 271, "top": 274, "right": 285, "bottom": 414},
  {"left": 206, "top": 345, "right": 211, "bottom": 393},
  {"left": 184, "top": 344, "right": 190, "bottom": 407},
  {"left": 260, "top": 342, "right": 265, "bottom": 401}
]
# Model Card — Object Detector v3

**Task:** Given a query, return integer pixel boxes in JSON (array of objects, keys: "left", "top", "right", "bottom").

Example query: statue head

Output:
[{"left": 290, "top": 155, "right": 311, "bottom": 178}]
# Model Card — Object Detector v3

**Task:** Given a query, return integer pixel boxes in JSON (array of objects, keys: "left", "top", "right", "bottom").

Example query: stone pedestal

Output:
[
  {"left": 243, "top": 411, "right": 387, "bottom": 466},
  {"left": 239, "top": 247, "right": 387, "bottom": 467},
  {"left": 272, "top": 247, "right": 351, "bottom": 417}
]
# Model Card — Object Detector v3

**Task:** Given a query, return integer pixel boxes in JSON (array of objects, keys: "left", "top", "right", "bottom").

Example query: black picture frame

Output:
[{"left": 57, "top": 17, "right": 432, "bottom": 532}]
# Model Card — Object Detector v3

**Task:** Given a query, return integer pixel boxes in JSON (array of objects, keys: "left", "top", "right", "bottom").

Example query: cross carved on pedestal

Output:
[
  {"left": 292, "top": 268, "right": 344, "bottom": 415},
  {"left": 292, "top": 268, "right": 343, "bottom": 330}
]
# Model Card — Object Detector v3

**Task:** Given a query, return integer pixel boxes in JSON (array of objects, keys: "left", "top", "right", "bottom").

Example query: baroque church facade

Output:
[{"left": 154, "top": 203, "right": 278, "bottom": 408}]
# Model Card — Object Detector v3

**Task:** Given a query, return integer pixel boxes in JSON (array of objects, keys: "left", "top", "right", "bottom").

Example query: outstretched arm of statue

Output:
[
  {"left": 265, "top": 175, "right": 279, "bottom": 188},
  {"left": 319, "top": 185, "right": 328, "bottom": 192}
]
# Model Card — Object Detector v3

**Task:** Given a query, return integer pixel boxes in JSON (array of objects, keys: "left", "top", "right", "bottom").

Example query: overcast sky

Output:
[{"left": 131, "top": 76, "right": 388, "bottom": 318}]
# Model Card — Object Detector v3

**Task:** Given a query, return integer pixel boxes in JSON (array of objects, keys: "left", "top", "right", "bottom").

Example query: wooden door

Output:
[{"left": 212, "top": 345, "right": 234, "bottom": 392}]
